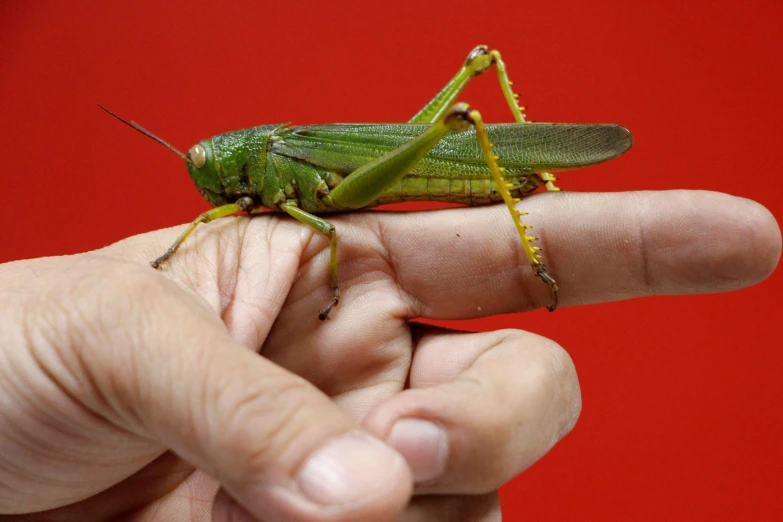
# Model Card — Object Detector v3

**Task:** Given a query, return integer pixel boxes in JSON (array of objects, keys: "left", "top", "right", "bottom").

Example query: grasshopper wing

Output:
[{"left": 272, "top": 123, "right": 632, "bottom": 175}]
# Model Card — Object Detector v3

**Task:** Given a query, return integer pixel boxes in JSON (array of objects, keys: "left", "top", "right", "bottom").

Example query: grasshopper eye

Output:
[{"left": 189, "top": 144, "right": 206, "bottom": 168}]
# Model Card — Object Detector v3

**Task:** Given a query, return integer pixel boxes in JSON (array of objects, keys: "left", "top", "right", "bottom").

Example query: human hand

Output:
[{"left": 0, "top": 190, "right": 779, "bottom": 521}]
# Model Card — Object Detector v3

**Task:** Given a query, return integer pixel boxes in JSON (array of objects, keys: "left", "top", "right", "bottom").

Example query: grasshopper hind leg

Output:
[
  {"left": 538, "top": 172, "right": 561, "bottom": 192},
  {"left": 461, "top": 106, "right": 559, "bottom": 311},
  {"left": 329, "top": 100, "right": 559, "bottom": 312},
  {"left": 411, "top": 46, "right": 564, "bottom": 193}
]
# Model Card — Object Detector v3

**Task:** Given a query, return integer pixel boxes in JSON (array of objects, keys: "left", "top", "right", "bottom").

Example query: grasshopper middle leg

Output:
[{"left": 277, "top": 204, "right": 340, "bottom": 320}]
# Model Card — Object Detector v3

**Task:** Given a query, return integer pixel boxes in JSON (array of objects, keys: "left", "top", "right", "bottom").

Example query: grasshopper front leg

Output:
[{"left": 151, "top": 196, "right": 256, "bottom": 268}]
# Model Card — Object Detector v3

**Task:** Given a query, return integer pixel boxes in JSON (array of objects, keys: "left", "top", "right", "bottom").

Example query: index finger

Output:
[{"left": 367, "top": 190, "right": 780, "bottom": 319}]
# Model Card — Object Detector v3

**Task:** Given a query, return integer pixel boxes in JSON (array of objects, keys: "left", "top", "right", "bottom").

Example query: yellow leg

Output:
[
  {"left": 488, "top": 49, "right": 527, "bottom": 124},
  {"left": 467, "top": 109, "right": 559, "bottom": 311},
  {"left": 538, "top": 172, "right": 561, "bottom": 192},
  {"left": 409, "top": 45, "right": 530, "bottom": 125},
  {"left": 151, "top": 196, "right": 254, "bottom": 269},
  {"left": 488, "top": 50, "right": 562, "bottom": 193},
  {"left": 277, "top": 204, "right": 340, "bottom": 320}
]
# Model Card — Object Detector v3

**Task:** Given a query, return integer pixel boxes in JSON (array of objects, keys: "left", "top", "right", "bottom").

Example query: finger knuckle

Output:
[{"left": 212, "top": 372, "right": 318, "bottom": 482}]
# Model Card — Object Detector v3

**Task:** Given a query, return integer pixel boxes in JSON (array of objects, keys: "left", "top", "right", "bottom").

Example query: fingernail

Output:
[
  {"left": 388, "top": 419, "right": 448, "bottom": 483},
  {"left": 296, "top": 431, "right": 407, "bottom": 506}
]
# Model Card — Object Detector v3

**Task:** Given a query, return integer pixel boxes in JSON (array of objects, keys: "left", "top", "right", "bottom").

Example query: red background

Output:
[{"left": 1, "top": 1, "right": 781, "bottom": 520}]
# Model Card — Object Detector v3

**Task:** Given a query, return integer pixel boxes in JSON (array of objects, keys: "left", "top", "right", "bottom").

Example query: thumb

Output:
[{"left": 74, "top": 265, "right": 413, "bottom": 521}]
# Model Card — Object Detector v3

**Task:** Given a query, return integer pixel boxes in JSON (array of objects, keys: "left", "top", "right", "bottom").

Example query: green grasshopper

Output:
[{"left": 101, "top": 45, "right": 632, "bottom": 319}]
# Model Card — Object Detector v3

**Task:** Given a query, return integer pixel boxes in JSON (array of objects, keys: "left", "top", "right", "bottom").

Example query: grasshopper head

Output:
[
  {"left": 186, "top": 140, "right": 228, "bottom": 206},
  {"left": 186, "top": 127, "right": 275, "bottom": 207}
]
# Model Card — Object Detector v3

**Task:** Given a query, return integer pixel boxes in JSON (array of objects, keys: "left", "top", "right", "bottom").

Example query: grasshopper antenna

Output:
[{"left": 97, "top": 104, "right": 190, "bottom": 164}]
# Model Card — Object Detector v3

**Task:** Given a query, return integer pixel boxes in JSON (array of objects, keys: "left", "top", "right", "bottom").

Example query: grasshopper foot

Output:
[
  {"left": 318, "top": 297, "right": 339, "bottom": 321},
  {"left": 534, "top": 265, "right": 559, "bottom": 312},
  {"left": 150, "top": 249, "right": 174, "bottom": 270},
  {"left": 318, "top": 287, "right": 340, "bottom": 321}
]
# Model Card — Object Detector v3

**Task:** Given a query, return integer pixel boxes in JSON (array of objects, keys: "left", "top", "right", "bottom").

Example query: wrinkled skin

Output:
[{"left": 0, "top": 190, "right": 779, "bottom": 522}]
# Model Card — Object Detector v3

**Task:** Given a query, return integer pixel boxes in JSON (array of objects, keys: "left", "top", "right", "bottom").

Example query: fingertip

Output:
[
  {"left": 736, "top": 197, "right": 781, "bottom": 284},
  {"left": 624, "top": 190, "right": 780, "bottom": 296},
  {"left": 388, "top": 419, "right": 449, "bottom": 483},
  {"left": 292, "top": 431, "right": 412, "bottom": 510},
  {"left": 226, "top": 429, "right": 413, "bottom": 522},
  {"left": 362, "top": 328, "right": 583, "bottom": 493},
  {"left": 687, "top": 192, "right": 781, "bottom": 290}
]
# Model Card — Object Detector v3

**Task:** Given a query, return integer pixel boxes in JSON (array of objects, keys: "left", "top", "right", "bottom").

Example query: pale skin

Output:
[{"left": 0, "top": 190, "right": 779, "bottom": 522}]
